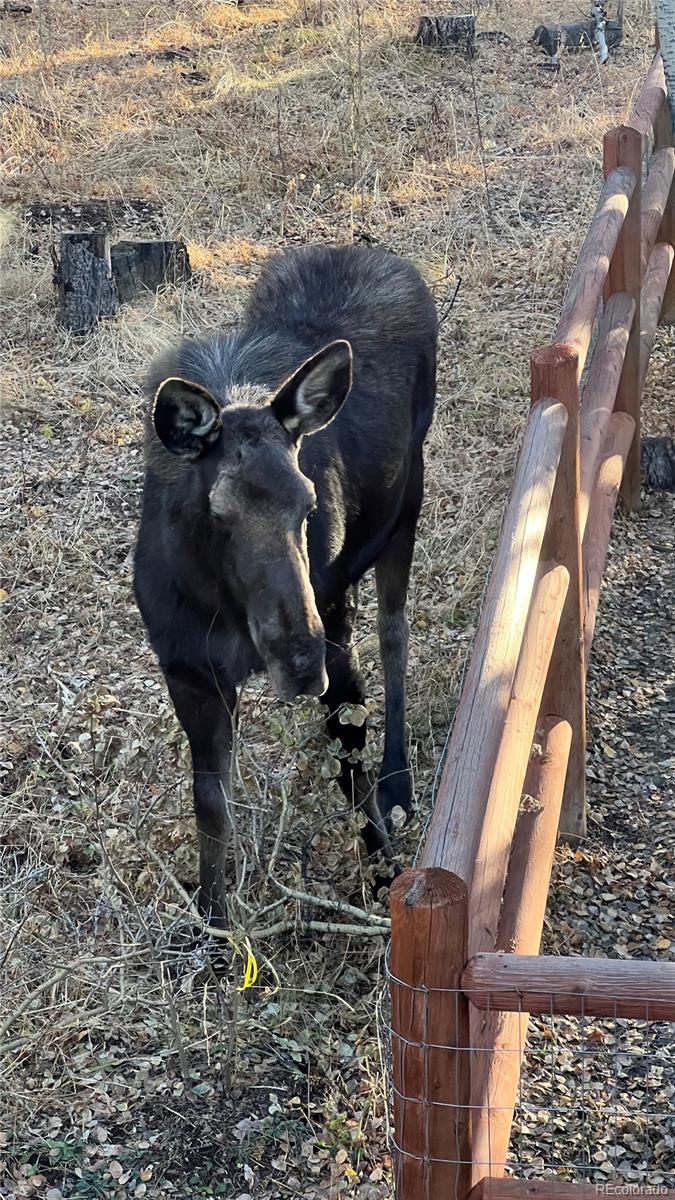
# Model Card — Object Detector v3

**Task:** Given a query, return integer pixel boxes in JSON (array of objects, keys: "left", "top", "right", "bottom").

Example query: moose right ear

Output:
[{"left": 152, "top": 378, "right": 222, "bottom": 459}]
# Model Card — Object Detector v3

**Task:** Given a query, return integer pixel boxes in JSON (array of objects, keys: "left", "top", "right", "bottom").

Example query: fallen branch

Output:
[
  {"left": 253, "top": 917, "right": 390, "bottom": 939},
  {"left": 0, "top": 942, "right": 154, "bottom": 1048},
  {"left": 270, "top": 876, "right": 391, "bottom": 926},
  {"left": 136, "top": 835, "right": 391, "bottom": 941},
  {"left": 0, "top": 967, "right": 70, "bottom": 1044}
]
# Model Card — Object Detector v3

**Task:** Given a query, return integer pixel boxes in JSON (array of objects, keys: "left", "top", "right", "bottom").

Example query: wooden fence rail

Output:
[
  {"left": 420, "top": 399, "right": 568, "bottom": 881},
  {"left": 390, "top": 45, "right": 675, "bottom": 1200},
  {"left": 463, "top": 952, "right": 675, "bottom": 1022},
  {"left": 472, "top": 1182, "right": 675, "bottom": 1200}
]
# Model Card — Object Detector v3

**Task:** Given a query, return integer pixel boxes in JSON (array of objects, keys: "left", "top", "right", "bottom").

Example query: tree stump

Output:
[
  {"left": 531, "top": 17, "right": 622, "bottom": 60},
  {"left": 110, "top": 239, "right": 191, "bottom": 303},
  {"left": 415, "top": 14, "right": 476, "bottom": 58},
  {"left": 641, "top": 436, "right": 675, "bottom": 490},
  {"left": 56, "top": 232, "right": 118, "bottom": 335},
  {"left": 56, "top": 234, "right": 192, "bottom": 332}
]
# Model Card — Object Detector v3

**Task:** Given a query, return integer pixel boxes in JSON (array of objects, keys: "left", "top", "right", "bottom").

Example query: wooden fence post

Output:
[
  {"left": 653, "top": 46, "right": 674, "bottom": 153},
  {"left": 390, "top": 868, "right": 472, "bottom": 1200},
  {"left": 583, "top": 413, "right": 636, "bottom": 667},
  {"left": 468, "top": 717, "right": 572, "bottom": 1181},
  {"left": 603, "top": 125, "right": 643, "bottom": 509},
  {"left": 530, "top": 344, "right": 586, "bottom": 839},
  {"left": 656, "top": 108, "right": 675, "bottom": 323}
]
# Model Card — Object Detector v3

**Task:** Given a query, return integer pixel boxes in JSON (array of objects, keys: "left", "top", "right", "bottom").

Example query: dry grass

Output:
[{"left": 1, "top": 0, "right": 674, "bottom": 1195}]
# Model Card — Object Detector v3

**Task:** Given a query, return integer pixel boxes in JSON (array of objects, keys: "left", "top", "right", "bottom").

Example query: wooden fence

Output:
[{"left": 389, "top": 50, "right": 675, "bottom": 1199}]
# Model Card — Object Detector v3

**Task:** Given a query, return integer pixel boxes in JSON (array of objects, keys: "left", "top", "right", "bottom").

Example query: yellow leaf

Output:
[
  {"left": 0, "top": 589, "right": 8, "bottom": 603},
  {"left": 655, "top": 937, "right": 671, "bottom": 950}
]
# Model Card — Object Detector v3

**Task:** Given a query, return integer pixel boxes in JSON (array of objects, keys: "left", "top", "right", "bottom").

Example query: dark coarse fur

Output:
[
  {"left": 139, "top": 246, "right": 437, "bottom": 662},
  {"left": 134, "top": 245, "right": 438, "bottom": 920}
]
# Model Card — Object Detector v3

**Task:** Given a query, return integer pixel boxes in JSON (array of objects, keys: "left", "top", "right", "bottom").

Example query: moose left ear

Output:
[
  {"left": 152, "top": 377, "right": 222, "bottom": 459},
  {"left": 271, "top": 340, "right": 353, "bottom": 439}
]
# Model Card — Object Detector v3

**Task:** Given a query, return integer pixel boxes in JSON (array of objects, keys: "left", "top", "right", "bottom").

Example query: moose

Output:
[{"left": 134, "top": 244, "right": 438, "bottom": 924}]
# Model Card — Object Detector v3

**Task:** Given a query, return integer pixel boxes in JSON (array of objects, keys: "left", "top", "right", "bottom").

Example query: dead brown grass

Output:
[{"left": 1, "top": 0, "right": 673, "bottom": 1196}]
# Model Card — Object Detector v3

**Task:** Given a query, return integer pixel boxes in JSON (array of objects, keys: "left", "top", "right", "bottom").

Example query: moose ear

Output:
[
  {"left": 271, "top": 340, "right": 353, "bottom": 439},
  {"left": 152, "top": 378, "right": 222, "bottom": 459}
]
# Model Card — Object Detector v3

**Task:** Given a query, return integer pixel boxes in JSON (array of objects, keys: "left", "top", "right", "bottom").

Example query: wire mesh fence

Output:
[{"left": 383, "top": 961, "right": 675, "bottom": 1193}]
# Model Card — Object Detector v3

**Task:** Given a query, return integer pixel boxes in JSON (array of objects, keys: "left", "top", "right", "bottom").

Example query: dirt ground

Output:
[{"left": 1, "top": 0, "right": 674, "bottom": 1195}]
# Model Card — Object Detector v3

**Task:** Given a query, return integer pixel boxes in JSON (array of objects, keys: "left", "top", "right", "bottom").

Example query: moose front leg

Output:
[
  {"left": 374, "top": 448, "right": 424, "bottom": 822},
  {"left": 164, "top": 665, "right": 236, "bottom": 926},
  {"left": 321, "top": 586, "right": 393, "bottom": 863}
]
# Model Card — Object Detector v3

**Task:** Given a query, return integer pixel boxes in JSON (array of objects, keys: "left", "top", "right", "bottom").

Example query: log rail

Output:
[{"left": 389, "top": 47, "right": 675, "bottom": 1200}]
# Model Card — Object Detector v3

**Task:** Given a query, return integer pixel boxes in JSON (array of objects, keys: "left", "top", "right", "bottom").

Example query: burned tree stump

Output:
[
  {"left": 57, "top": 232, "right": 118, "bottom": 334},
  {"left": 56, "top": 234, "right": 192, "bottom": 333},
  {"left": 531, "top": 16, "right": 622, "bottom": 61},
  {"left": 110, "top": 239, "right": 191, "bottom": 303},
  {"left": 641, "top": 436, "right": 675, "bottom": 490},
  {"left": 415, "top": 15, "right": 476, "bottom": 58}
]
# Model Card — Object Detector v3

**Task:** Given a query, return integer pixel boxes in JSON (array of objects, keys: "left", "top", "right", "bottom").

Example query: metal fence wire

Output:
[{"left": 381, "top": 957, "right": 675, "bottom": 1192}]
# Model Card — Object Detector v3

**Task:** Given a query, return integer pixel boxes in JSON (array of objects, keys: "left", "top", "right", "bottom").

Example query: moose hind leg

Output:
[
  {"left": 375, "top": 449, "right": 424, "bottom": 822},
  {"left": 321, "top": 586, "right": 393, "bottom": 862},
  {"left": 165, "top": 665, "right": 236, "bottom": 926}
]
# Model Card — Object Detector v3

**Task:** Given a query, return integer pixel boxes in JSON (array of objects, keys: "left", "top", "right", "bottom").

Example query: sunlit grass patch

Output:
[{"left": 203, "top": 1, "right": 292, "bottom": 32}]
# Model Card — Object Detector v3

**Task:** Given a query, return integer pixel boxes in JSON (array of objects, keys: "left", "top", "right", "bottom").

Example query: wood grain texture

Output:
[
  {"left": 530, "top": 345, "right": 585, "bottom": 839},
  {"left": 649, "top": 64, "right": 675, "bottom": 320},
  {"left": 640, "top": 241, "right": 675, "bottom": 390},
  {"left": 582, "top": 412, "right": 635, "bottom": 667},
  {"left": 603, "top": 126, "right": 643, "bottom": 510},
  {"left": 420, "top": 400, "right": 567, "bottom": 883},
  {"left": 640, "top": 146, "right": 675, "bottom": 276},
  {"left": 554, "top": 167, "right": 636, "bottom": 371},
  {"left": 629, "top": 50, "right": 667, "bottom": 139},
  {"left": 654, "top": 94, "right": 675, "bottom": 321},
  {"left": 390, "top": 868, "right": 472, "bottom": 1200},
  {"left": 469, "top": 718, "right": 571, "bottom": 1182},
  {"left": 579, "top": 291, "right": 634, "bottom": 539},
  {"left": 472, "top": 1179, "right": 675, "bottom": 1200},
  {"left": 497, "top": 717, "right": 573, "bottom": 955},
  {"left": 463, "top": 951, "right": 675, "bottom": 1021},
  {"left": 469, "top": 566, "right": 569, "bottom": 959}
]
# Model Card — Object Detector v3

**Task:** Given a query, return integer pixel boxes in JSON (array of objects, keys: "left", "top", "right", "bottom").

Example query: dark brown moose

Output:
[{"left": 134, "top": 245, "right": 438, "bottom": 923}]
